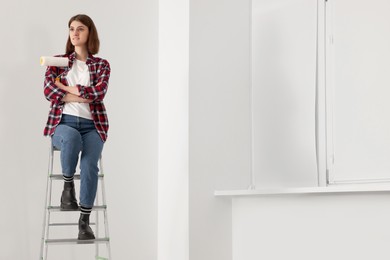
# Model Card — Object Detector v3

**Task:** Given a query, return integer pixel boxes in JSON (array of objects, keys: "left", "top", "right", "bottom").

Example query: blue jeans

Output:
[{"left": 52, "top": 114, "right": 104, "bottom": 208}]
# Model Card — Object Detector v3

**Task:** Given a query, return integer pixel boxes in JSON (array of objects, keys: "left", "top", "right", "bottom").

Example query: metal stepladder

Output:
[{"left": 40, "top": 142, "right": 112, "bottom": 260}]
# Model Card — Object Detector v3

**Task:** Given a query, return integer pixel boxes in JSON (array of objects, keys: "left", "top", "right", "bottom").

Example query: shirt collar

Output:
[{"left": 68, "top": 52, "right": 94, "bottom": 65}]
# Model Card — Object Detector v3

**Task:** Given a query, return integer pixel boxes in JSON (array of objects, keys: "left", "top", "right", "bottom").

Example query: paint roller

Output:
[{"left": 40, "top": 56, "right": 68, "bottom": 67}]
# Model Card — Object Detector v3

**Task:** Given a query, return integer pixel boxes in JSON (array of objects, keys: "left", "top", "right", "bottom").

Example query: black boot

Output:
[
  {"left": 78, "top": 213, "right": 95, "bottom": 240},
  {"left": 60, "top": 181, "right": 79, "bottom": 210}
]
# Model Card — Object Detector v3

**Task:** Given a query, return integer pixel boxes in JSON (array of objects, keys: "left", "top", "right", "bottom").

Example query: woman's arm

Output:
[
  {"left": 76, "top": 59, "right": 110, "bottom": 102},
  {"left": 62, "top": 93, "right": 92, "bottom": 103},
  {"left": 43, "top": 66, "right": 67, "bottom": 102},
  {"left": 49, "top": 58, "right": 110, "bottom": 102},
  {"left": 55, "top": 81, "right": 92, "bottom": 103}
]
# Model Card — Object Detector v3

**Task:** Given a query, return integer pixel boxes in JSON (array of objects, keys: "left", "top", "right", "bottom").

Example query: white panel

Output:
[
  {"left": 233, "top": 194, "right": 390, "bottom": 260},
  {"left": 252, "top": 0, "right": 318, "bottom": 188},
  {"left": 158, "top": 0, "right": 189, "bottom": 259},
  {"left": 327, "top": 0, "right": 390, "bottom": 183}
]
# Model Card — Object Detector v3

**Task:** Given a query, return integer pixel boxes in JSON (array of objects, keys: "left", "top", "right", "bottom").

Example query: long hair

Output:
[{"left": 66, "top": 14, "right": 100, "bottom": 55}]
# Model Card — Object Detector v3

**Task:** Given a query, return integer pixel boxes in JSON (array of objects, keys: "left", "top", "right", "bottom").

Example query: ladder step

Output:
[
  {"left": 49, "top": 222, "right": 96, "bottom": 227},
  {"left": 45, "top": 237, "right": 109, "bottom": 245},
  {"left": 49, "top": 174, "right": 104, "bottom": 180},
  {"left": 96, "top": 257, "right": 109, "bottom": 260},
  {"left": 48, "top": 205, "right": 107, "bottom": 212}
]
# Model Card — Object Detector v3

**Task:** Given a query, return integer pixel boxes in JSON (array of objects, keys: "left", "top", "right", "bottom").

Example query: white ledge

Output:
[{"left": 215, "top": 183, "right": 390, "bottom": 196}]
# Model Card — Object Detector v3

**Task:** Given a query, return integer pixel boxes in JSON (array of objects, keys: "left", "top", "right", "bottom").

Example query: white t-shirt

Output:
[{"left": 63, "top": 59, "right": 93, "bottom": 120}]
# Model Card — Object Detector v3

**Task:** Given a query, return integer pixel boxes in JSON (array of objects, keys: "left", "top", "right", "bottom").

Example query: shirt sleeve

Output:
[
  {"left": 43, "top": 66, "right": 67, "bottom": 103},
  {"left": 77, "top": 60, "right": 111, "bottom": 102}
]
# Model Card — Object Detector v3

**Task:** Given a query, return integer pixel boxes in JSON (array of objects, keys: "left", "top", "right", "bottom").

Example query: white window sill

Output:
[{"left": 214, "top": 183, "right": 390, "bottom": 196}]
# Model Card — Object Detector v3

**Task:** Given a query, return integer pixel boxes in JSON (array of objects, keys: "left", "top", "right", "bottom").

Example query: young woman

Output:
[{"left": 43, "top": 14, "right": 110, "bottom": 240}]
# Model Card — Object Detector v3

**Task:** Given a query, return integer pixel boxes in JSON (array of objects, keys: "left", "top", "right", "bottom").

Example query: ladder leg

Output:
[
  {"left": 95, "top": 163, "right": 100, "bottom": 259},
  {"left": 102, "top": 183, "right": 111, "bottom": 259},
  {"left": 100, "top": 156, "right": 112, "bottom": 259},
  {"left": 40, "top": 143, "right": 55, "bottom": 260}
]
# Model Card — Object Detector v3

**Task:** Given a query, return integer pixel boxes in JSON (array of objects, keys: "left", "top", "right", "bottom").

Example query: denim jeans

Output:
[{"left": 52, "top": 114, "right": 104, "bottom": 208}]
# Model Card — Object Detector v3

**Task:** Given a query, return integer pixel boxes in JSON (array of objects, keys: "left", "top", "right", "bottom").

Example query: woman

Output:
[{"left": 43, "top": 14, "right": 110, "bottom": 240}]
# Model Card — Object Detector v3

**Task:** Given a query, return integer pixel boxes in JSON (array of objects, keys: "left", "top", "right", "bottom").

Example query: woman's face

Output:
[{"left": 69, "top": 20, "right": 89, "bottom": 48}]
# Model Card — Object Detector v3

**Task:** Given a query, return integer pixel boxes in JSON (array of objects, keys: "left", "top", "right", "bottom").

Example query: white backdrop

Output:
[{"left": 0, "top": 1, "right": 159, "bottom": 259}]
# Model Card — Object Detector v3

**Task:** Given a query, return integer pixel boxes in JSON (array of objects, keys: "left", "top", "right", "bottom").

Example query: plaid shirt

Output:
[{"left": 43, "top": 52, "right": 110, "bottom": 142}]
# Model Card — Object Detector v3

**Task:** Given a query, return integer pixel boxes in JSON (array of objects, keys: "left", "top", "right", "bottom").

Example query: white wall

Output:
[
  {"left": 0, "top": 1, "right": 159, "bottom": 259},
  {"left": 189, "top": 0, "right": 252, "bottom": 259},
  {"left": 252, "top": 0, "right": 318, "bottom": 188},
  {"left": 233, "top": 193, "right": 390, "bottom": 260}
]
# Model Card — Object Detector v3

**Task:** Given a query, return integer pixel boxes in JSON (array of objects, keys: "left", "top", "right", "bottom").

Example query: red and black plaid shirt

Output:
[{"left": 43, "top": 52, "right": 110, "bottom": 142}]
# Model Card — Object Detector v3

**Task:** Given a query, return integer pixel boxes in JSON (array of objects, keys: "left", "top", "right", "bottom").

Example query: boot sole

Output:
[
  {"left": 78, "top": 234, "right": 96, "bottom": 240},
  {"left": 60, "top": 204, "right": 80, "bottom": 211}
]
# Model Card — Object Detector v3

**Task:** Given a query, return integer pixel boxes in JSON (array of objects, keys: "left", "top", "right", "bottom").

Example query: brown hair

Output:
[{"left": 66, "top": 14, "right": 100, "bottom": 55}]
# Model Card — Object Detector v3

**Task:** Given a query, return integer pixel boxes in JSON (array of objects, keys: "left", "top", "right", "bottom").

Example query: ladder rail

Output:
[
  {"left": 40, "top": 143, "right": 55, "bottom": 260},
  {"left": 95, "top": 156, "right": 101, "bottom": 258},
  {"left": 100, "top": 155, "right": 112, "bottom": 259}
]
